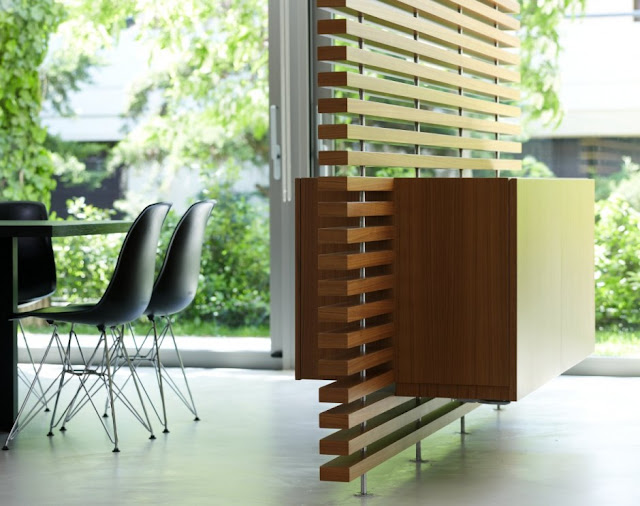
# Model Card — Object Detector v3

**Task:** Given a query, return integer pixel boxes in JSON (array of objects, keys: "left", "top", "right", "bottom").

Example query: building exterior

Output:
[{"left": 524, "top": 0, "right": 640, "bottom": 177}]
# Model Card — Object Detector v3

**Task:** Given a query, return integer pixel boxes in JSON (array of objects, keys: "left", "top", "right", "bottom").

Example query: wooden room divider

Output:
[{"left": 295, "top": 0, "right": 595, "bottom": 491}]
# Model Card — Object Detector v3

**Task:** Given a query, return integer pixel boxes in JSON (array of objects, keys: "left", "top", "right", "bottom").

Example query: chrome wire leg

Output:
[
  {"left": 18, "top": 321, "right": 50, "bottom": 412},
  {"left": 166, "top": 318, "right": 199, "bottom": 421},
  {"left": 102, "top": 327, "right": 120, "bottom": 453},
  {"left": 151, "top": 318, "right": 169, "bottom": 433},
  {"left": 115, "top": 327, "right": 156, "bottom": 441},
  {"left": 3, "top": 328, "right": 58, "bottom": 450}
]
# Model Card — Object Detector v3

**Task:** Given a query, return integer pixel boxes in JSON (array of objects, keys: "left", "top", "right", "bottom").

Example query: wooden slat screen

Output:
[
  {"left": 317, "top": 0, "right": 522, "bottom": 174},
  {"left": 300, "top": 0, "right": 522, "bottom": 484}
]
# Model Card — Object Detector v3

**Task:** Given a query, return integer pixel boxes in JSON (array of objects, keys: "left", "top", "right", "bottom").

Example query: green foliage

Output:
[
  {"left": 108, "top": 0, "right": 269, "bottom": 181},
  {"left": 45, "top": 135, "right": 114, "bottom": 188},
  {"left": 0, "top": 0, "right": 64, "bottom": 206},
  {"left": 520, "top": 0, "right": 586, "bottom": 128},
  {"left": 188, "top": 186, "right": 270, "bottom": 327},
  {"left": 501, "top": 155, "right": 556, "bottom": 178},
  {"left": 52, "top": 198, "right": 122, "bottom": 303},
  {"left": 594, "top": 196, "right": 640, "bottom": 330},
  {"left": 53, "top": 190, "right": 270, "bottom": 328}
]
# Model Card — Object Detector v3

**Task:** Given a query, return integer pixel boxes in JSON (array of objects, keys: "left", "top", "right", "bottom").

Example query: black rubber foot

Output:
[
  {"left": 113, "top": 447, "right": 120, "bottom": 453},
  {"left": 44, "top": 408, "right": 51, "bottom": 412},
  {"left": 102, "top": 413, "right": 109, "bottom": 418},
  {"left": 149, "top": 434, "right": 156, "bottom": 440},
  {"left": 163, "top": 428, "right": 170, "bottom": 434},
  {"left": 2, "top": 446, "right": 8, "bottom": 451},
  {"left": 194, "top": 417, "right": 200, "bottom": 422},
  {"left": 46, "top": 432, "right": 54, "bottom": 437},
  {"left": 60, "top": 426, "right": 66, "bottom": 432}
]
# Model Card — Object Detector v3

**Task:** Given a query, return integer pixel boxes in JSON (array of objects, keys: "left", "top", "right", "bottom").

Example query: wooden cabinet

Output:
[
  {"left": 296, "top": 177, "right": 594, "bottom": 402},
  {"left": 394, "top": 178, "right": 594, "bottom": 401}
]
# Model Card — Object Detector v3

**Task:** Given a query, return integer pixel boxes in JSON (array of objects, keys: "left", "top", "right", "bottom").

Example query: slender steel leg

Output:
[
  {"left": 102, "top": 327, "right": 120, "bottom": 452},
  {"left": 116, "top": 328, "right": 156, "bottom": 441},
  {"left": 460, "top": 415, "right": 469, "bottom": 435},
  {"left": 151, "top": 317, "right": 169, "bottom": 433},
  {"left": 3, "top": 329, "right": 58, "bottom": 449},
  {"left": 166, "top": 318, "right": 199, "bottom": 420},
  {"left": 18, "top": 321, "right": 50, "bottom": 412}
]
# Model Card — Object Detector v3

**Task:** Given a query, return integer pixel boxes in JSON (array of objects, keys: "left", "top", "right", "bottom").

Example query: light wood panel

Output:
[
  {"left": 319, "top": 369, "right": 395, "bottom": 404},
  {"left": 320, "top": 151, "right": 522, "bottom": 171},
  {"left": 319, "top": 72, "right": 520, "bottom": 117},
  {"left": 318, "top": 322, "right": 394, "bottom": 349},
  {"left": 318, "top": 274, "right": 394, "bottom": 297},
  {"left": 317, "top": 19, "right": 520, "bottom": 83},
  {"left": 319, "top": 402, "right": 478, "bottom": 482},
  {"left": 301, "top": 0, "right": 524, "bottom": 484},
  {"left": 318, "top": 250, "right": 394, "bottom": 271},
  {"left": 317, "top": 200, "right": 394, "bottom": 218},
  {"left": 319, "top": 391, "right": 409, "bottom": 429},
  {"left": 318, "top": 98, "right": 521, "bottom": 136},
  {"left": 316, "top": 0, "right": 519, "bottom": 64},
  {"left": 319, "top": 124, "right": 522, "bottom": 153},
  {"left": 318, "top": 46, "right": 519, "bottom": 100}
]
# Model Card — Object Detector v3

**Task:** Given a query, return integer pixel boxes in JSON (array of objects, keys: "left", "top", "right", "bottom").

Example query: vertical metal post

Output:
[{"left": 356, "top": 11, "right": 370, "bottom": 497}]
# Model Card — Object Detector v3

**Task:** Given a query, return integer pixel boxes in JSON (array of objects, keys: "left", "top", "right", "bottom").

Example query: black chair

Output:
[
  {"left": 0, "top": 202, "right": 57, "bottom": 410},
  {"left": 3, "top": 202, "right": 171, "bottom": 452},
  {"left": 125, "top": 200, "right": 215, "bottom": 433}
]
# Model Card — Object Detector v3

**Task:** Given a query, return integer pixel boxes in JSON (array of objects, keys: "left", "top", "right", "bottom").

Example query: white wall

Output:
[{"left": 531, "top": 0, "right": 640, "bottom": 138}]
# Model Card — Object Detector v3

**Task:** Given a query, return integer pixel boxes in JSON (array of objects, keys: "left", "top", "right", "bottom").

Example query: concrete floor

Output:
[{"left": 1, "top": 368, "right": 639, "bottom": 506}]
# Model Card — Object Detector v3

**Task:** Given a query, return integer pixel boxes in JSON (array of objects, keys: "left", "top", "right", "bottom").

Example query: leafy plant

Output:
[
  {"left": 52, "top": 198, "right": 122, "bottom": 303},
  {"left": 0, "top": 0, "right": 64, "bottom": 206},
  {"left": 594, "top": 196, "right": 640, "bottom": 330}
]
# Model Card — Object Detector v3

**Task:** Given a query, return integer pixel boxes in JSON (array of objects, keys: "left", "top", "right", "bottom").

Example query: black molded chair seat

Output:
[
  {"left": 127, "top": 200, "right": 215, "bottom": 432},
  {"left": 4, "top": 202, "right": 171, "bottom": 453},
  {"left": 0, "top": 201, "right": 56, "bottom": 304},
  {"left": 0, "top": 201, "right": 57, "bottom": 411}
]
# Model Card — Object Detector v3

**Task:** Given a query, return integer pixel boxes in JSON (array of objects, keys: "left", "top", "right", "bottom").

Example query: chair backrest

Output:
[
  {"left": 92, "top": 202, "right": 171, "bottom": 327},
  {"left": 0, "top": 201, "right": 56, "bottom": 305},
  {"left": 145, "top": 200, "right": 216, "bottom": 318}
]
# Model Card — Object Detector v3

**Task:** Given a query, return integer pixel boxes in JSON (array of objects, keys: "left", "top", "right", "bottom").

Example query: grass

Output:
[
  {"left": 22, "top": 319, "right": 270, "bottom": 338},
  {"left": 595, "top": 330, "right": 640, "bottom": 357}
]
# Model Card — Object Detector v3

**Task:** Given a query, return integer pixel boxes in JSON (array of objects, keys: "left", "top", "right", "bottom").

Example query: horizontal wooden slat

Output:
[
  {"left": 318, "top": 19, "right": 520, "bottom": 83},
  {"left": 319, "top": 274, "right": 394, "bottom": 297},
  {"left": 319, "top": 369, "right": 394, "bottom": 404},
  {"left": 318, "top": 250, "right": 393, "bottom": 271},
  {"left": 317, "top": 200, "right": 394, "bottom": 218},
  {"left": 318, "top": 225, "right": 394, "bottom": 244},
  {"left": 320, "top": 401, "right": 478, "bottom": 481},
  {"left": 444, "top": 0, "right": 520, "bottom": 30},
  {"left": 319, "top": 72, "right": 520, "bottom": 118},
  {"left": 317, "top": 176, "right": 394, "bottom": 192},
  {"left": 318, "top": 347, "right": 394, "bottom": 377},
  {"left": 319, "top": 391, "right": 410, "bottom": 429},
  {"left": 317, "top": 0, "right": 519, "bottom": 64},
  {"left": 395, "top": 0, "right": 520, "bottom": 47},
  {"left": 318, "top": 98, "right": 521, "bottom": 136},
  {"left": 319, "top": 322, "right": 394, "bottom": 349},
  {"left": 489, "top": 0, "right": 520, "bottom": 14},
  {"left": 320, "top": 398, "right": 450, "bottom": 456},
  {"left": 318, "top": 299, "right": 393, "bottom": 323},
  {"left": 320, "top": 151, "right": 522, "bottom": 171},
  {"left": 320, "top": 124, "right": 522, "bottom": 154},
  {"left": 318, "top": 46, "right": 520, "bottom": 101}
]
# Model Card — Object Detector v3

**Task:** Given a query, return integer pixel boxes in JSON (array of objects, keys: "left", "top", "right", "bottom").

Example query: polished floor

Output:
[{"left": 1, "top": 368, "right": 639, "bottom": 506}]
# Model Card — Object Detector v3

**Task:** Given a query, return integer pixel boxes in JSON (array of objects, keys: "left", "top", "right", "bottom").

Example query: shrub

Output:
[
  {"left": 53, "top": 190, "right": 270, "bottom": 329},
  {"left": 594, "top": 196, "right": 640, "bottom": 329}
]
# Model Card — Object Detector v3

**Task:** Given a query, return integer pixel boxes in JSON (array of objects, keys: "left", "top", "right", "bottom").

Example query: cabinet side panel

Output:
[
  {"left": 516, "top": 179, "right": 595, "bottom": 399},
  {"left": 560, "top": 181, "right": 595, "bottom": 372}
]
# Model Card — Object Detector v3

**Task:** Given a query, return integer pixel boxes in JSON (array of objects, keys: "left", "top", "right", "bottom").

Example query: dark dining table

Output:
[{"left": 0, "top": 219, "right": 132, "bottom": 431}]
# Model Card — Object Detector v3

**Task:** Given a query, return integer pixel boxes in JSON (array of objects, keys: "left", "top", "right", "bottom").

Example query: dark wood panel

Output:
[{"left": 393, "top": 179, "right": 512, "bottom": 399}]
